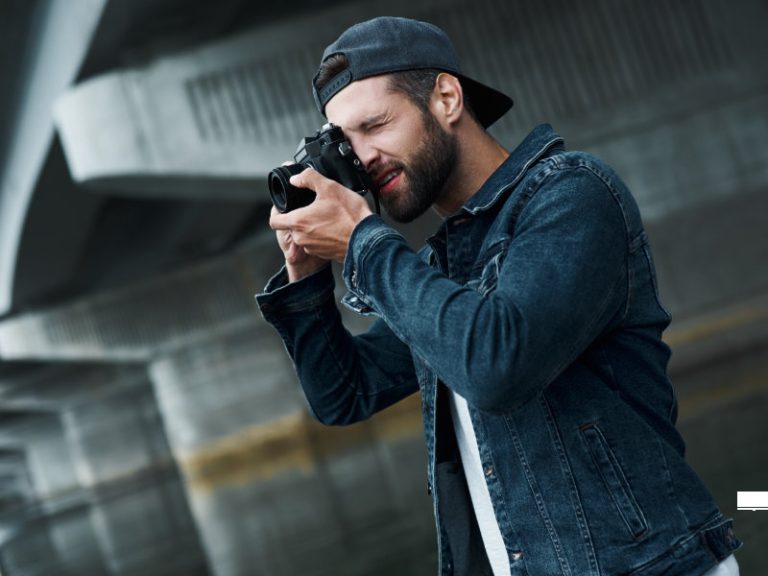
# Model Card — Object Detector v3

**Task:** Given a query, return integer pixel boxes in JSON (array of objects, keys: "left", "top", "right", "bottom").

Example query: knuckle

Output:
[{"left": 291, "top": 213, "right": 305, "bottom": 229}]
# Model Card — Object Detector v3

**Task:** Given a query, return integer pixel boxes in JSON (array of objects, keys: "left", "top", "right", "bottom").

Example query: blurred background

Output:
[{"left": 0, "top": 0, "right": 766, "bottom": 574}]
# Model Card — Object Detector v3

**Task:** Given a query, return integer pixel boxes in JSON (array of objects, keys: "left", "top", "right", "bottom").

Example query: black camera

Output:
[{"left": 268, "top": 123, "right": 378, "bottom": 213}]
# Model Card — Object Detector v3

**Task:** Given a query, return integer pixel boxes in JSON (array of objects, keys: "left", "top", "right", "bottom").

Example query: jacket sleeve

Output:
[
  {"left": 343, "top": 164, "right": 629, "bottom": 414},
  {"left": 256, "top": 264, "right": 419, "bottom": 425}
]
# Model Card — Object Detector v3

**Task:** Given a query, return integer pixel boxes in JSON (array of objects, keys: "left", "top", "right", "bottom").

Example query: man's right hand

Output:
[{"left": 271, "top": 206, "right": 328, "bottom": 282}]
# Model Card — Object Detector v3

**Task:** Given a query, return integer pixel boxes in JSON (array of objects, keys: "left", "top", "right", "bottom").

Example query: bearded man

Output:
[{"left": 257, "top": 16, "right": 740, "bottom": 576}]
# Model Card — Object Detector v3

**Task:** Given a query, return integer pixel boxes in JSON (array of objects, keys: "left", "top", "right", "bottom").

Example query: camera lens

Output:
[{"left": 268, "top": 164, "right": 316, "bottom": 213}]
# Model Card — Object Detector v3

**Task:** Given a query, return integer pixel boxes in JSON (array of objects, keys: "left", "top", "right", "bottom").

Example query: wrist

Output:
[{"left": 286, "top": 259, "right": 328, "bottom": 283}]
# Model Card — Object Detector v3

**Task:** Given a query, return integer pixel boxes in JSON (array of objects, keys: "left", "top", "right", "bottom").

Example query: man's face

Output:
[{"left": 325, "top": 75, "right": 457, "bottom": 223}]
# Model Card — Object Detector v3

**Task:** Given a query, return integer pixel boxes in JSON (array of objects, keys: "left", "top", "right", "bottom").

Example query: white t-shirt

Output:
[
  {"left": 449, "top": 391, "right": 511, "bottom": 576},
  {"left": 703, "top": 555, "right": 740, "bottom": 576}
]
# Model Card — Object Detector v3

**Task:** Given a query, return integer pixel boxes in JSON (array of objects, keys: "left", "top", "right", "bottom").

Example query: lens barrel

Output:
[{"left": 268, "top": 164, "right": 316, "bottom": 213}]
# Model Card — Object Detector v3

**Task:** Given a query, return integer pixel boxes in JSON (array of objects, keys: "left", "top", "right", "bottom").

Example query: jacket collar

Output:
[{"left": 461, "top": 123, "right": 565, "bottom": 216}]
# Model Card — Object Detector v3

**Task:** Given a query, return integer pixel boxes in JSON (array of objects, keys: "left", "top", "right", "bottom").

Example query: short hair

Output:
[{"left": 314, "top": 53, "right": 478, "bottom": 122}]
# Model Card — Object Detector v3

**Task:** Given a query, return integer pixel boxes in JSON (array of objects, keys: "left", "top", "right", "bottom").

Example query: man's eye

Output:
[
  {"left": 364, "top": 117, "right": 389, "bottom": 132},
  {"left": 371, "top": 121, "right": 391, "bottom": 134}
]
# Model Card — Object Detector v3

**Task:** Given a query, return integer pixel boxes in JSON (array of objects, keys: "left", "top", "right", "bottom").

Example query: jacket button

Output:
[
  {"left": 511, "top": 550, "right": 524, "bottom": 561},
  {"left": 484, "top": 466, "right": 494, "bottom": 477}
]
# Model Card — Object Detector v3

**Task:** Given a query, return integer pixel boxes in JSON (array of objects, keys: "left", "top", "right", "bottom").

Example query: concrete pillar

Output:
[
  {"left": 61, "top": 376, "right": 209, "bottom": 576},
  {"left": 149, "top": 324, "right": 432, "bottom": 576}
]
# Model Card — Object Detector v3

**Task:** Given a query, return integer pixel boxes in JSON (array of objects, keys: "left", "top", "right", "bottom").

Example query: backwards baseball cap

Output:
[{"left": 312, "top": 16, "right": 513, "bottom": 128}]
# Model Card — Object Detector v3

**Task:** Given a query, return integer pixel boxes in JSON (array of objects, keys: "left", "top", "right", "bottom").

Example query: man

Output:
[{"left": 257, "top": 16, "right": 740, "bottom": 576}]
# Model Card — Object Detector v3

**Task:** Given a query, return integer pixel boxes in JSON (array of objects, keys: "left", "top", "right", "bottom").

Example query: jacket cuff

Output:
[
  {"left": 342, "top": 214, "right": 404, "bottom": 301},
  {"left": 255, "top": 263, "right": 335, "bottom": 322}
]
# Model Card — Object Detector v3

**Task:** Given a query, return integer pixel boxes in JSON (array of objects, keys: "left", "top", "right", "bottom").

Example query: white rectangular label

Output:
[{"left": 737, "top": 491, "right": 768, "bottom": 510}]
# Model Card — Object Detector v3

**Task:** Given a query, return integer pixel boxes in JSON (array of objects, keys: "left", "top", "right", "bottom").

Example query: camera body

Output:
[{"left": 268, "top": 123, "right": 376, "bottom": 213}]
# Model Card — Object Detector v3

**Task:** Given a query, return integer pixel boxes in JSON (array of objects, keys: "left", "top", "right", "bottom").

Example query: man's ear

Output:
[{"left": 432, "top": 73, "right": 464, "bottom": 126}]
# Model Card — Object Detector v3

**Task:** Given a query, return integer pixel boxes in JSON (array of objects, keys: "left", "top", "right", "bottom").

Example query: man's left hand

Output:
[{"left": 269, "top": 167, "right": 374, "bottom": 263}]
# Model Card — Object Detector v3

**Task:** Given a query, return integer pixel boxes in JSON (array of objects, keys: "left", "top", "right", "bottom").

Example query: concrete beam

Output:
[
  {"left": 0, "top": 231, "right": 283, "bottom": 362},
  {"left": 51, "top": 0, "right": 768, "bottom": 222},
  {"left": 0, "top": 363, "right": 147, "bottom": 412},
  {"left": 53, "top": 4, "right": 329, "bottom": 199}
]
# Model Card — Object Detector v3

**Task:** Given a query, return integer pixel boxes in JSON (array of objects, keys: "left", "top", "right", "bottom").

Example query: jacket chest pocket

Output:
[{"left": 466, "top": 237, "right": 510, "bottom": 296}]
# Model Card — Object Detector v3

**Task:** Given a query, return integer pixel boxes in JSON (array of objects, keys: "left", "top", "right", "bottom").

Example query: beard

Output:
[{"left": 379, "top": 111, "right": 458, "bottom": 223}]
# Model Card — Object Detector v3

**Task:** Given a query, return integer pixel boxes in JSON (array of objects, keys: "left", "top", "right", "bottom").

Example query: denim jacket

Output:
[{"left": 257, "top": 124, "right": 740, "bottom": 575}]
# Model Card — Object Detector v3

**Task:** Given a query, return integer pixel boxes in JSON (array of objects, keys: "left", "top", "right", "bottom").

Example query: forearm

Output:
[
  {"left": 342, "top": 169, "right": 629, "bottom": 413},
  {"left": 256, "top": 264, "right": 418, "bottom": 424},
  {"left": 343, "top": 222, "right": 543, "bottom": 411}
]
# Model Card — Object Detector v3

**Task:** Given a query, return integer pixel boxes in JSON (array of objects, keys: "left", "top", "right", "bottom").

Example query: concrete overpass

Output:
[{"left": 0, "top": 0, "right": 766, "bottom": 574}]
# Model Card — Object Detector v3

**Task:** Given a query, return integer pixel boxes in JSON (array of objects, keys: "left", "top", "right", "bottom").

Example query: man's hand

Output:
[
  {"left": 270, "top": 167, "right": 373, "bottom": 282},
  {"left": 271, "top": 207, "right": 327, "bottom": 282}
]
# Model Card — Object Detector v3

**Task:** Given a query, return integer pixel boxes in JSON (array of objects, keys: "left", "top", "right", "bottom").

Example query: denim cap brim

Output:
[{"left": 312, "top": 16, "right": 513, "bottom": 128}]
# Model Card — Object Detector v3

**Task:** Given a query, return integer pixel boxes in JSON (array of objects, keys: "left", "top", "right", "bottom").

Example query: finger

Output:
[
  {"left": 270, "top": 201, "right": 319, "bottom": 230},
  {"left": 289, "top": 166, "right": 331, "bottom": 194},
  {"left": 269, "top": 210, "right": 295, "bottom": 231},
  {"left": 275, "top": 228, "right": 292, "bottom": 248},
  {"left": 270, "top": 205, "right": 297, "bottom": 229},
  {"left": 285, "top": 241, "right": 302, "bottom": 263}
]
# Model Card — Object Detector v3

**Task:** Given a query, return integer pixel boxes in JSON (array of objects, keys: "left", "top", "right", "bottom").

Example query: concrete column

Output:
[
  {"left": 149, "top": 324, "right": 433, "bottom": 576},
  {"left": 61, "top": 375, "right": 209, "bottom": 576}
]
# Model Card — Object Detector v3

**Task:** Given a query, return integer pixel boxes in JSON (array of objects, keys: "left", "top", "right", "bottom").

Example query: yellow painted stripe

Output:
[
  {"left": 677, "top": 367, "right": 768, "bottom": 423},
  {"left": 180, "top": 393, "right": 423, "bottom": 493},
  {"left": 664, "top": 302, "right": 768, "bottom": 347}
]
